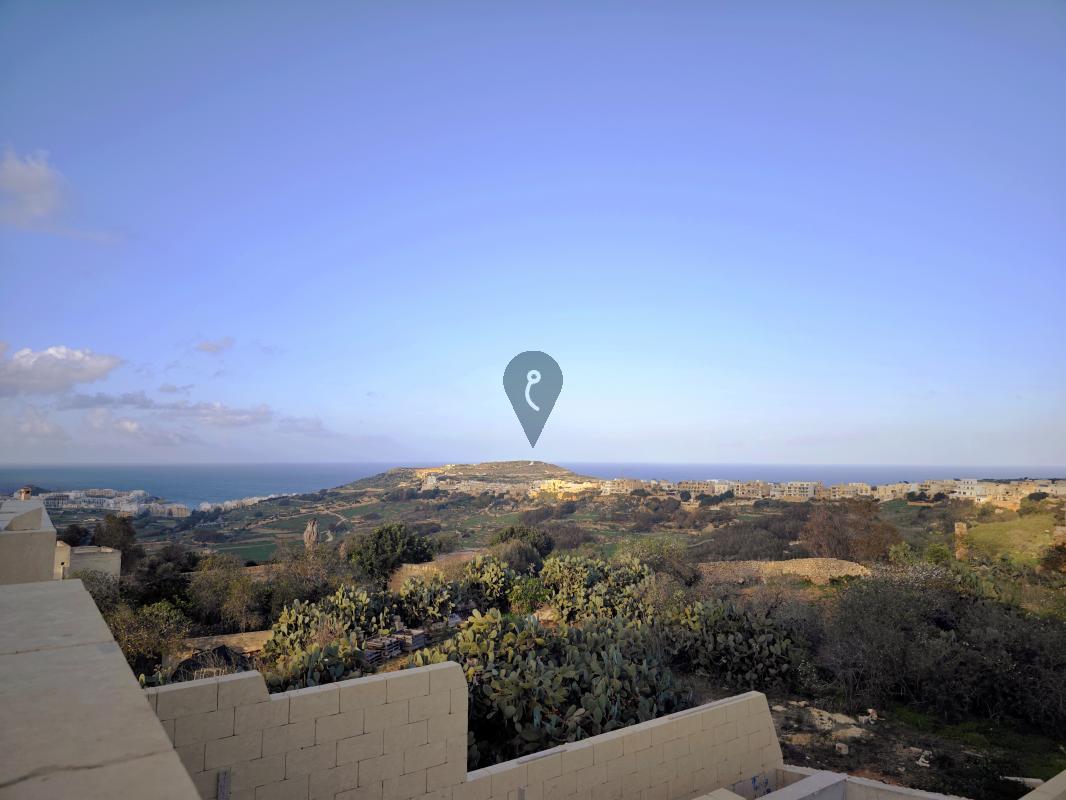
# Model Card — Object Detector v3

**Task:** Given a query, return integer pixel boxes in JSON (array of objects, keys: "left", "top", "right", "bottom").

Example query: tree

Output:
[
  {"left": 105, "top": 600, "right": 191, "bottom": 674},
  {"left": 93, "top": 513, "right": 144, "bottom": 570},
  {"left": 801, "top": 500, "right": 900, "bottom": 562},
  {"left": 490, "top": 525, "right": 554, "bottom": 557},
  {"left": 187, "top": 554, "right": 264, "bottom": 632},
  {"left": 679, "top": 490, "right": 691, "bottom": 502},
  {"left": 350, "top": 524, "right": 433, "bottom": 589},
  {"left": 59, "top": 523, "right": 90, "bottom": 547}
]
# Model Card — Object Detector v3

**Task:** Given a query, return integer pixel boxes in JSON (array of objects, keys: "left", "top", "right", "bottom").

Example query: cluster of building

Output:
[
  {"left": 195, "top": 494, "right": 290, "bottom": 513},
  {"left": 15, "top": 486, "right": 191, "bottom": 517},
  {"left": 603, "top": 476, "right": 1066, "bottom": 509},
  {"left": 414, "top": 470, "right": 1065, "bottom": 510}
]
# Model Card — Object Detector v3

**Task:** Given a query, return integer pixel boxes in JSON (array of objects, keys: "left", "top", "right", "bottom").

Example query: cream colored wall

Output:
[
  {"left": 147, "top": 666, "right": 784, "bottom": 800},
  {"left": 148, "top": 663, "right": 468, "bottom": 800},
  {"left": 1021, "top": 769, "right": 1066, "bottom": 800},
  {"left": 70, "top": 545, "right": 122, "bottom": 577},
  {"left": 0, "top": 500, "right": 57, "bottom": 585}
]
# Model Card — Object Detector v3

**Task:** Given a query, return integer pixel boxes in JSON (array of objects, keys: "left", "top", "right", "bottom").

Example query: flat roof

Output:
[{"left": 0, "top": 579, "right": 198, "bottom": 798}]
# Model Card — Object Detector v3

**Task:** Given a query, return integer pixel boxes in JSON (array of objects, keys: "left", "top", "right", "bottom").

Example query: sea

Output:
[{"left": 1, "top": 462, "right": 1063, "bottom": 509}]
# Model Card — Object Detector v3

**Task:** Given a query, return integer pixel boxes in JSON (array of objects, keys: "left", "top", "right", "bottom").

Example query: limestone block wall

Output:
[
  {"left": 458, "top": 692, "right": 782, "bottom": 800},
  {"left": 698, "top": 559, "right": 869, "bottom": 586},
  {"left": 147, "top": 665, "right": 783, "bottom": 800},
  {"left": 1022, "top": 769, "right": 1066, "bottom": 800},
  {"left": 147, "top": 663, "right": 468, "bottom": 800}
]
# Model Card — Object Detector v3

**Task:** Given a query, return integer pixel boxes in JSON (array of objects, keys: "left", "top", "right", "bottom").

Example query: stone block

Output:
[
  {"left": 385, "top": 719, "right": 428, "bottom": 754},
  {"left": 309, "top": 762, "right": 360, "bottom": 800},
  {"left": 177, "top": 742, "right": 206, "bottom": 773},
  {"left": 576, "top": 763, "right": 607, "bottom": 791},
  {"left": 263, "top": 721, "right": 316, "bottom": 757},
  {"left": 544, "top": 770, "right": 577, "bottom": 798},
  {"left": 427, "top": 757, "right": 467, "bottom": 791},
  {"left": 561, "top": 745, "right": 594, "bottom": 774},
  {"left": 488, "top": 764, "right": 526, "bottom": 797},
  {"left": 337, "top": 783, "right": 385, "bottom": 800},
  {"left": 175, "top": 707, "right": 236, "bottom": 746},
  {"left": 286, "top": 742, "right": 337, "bottom": 779},
  {"left": 157, "top": 679, "right": 218, "bottom": 720},
  {"left": 289, "top": 685, "right": 339, "bottom": 723},
  {"left": 339, "top": 674, "right": 388, "bottom": 712},
  {"left": 593, "top": 735, "right": 624, "bottom": 767},
  {"left": 426, "top": 662, "right": 467, "bottom": 693},
  {"left": 622, "top": 729, "right": 651, "bottom": 755},
  {"left": 384, "top": 769, "right": 426, "bottom": 799},
  {"left": 358, "top": 751, "right": 404, "bottom": 785},
  {"left": 408, "top": 689, "right": 450, "bottom": 722},
  {"left": 451, "top": 772, "right": 491, "bottom": 800},
  {"left": 337, "top": 730, "right": 385, "bottom": 765},
  {"left": 524, "top": 752, "right": 561, "bottom": 785},
  {"left": 386, "top": 670, "right": 429, "bottom": 704},
  {"left": 451, "top": 685, "right": 469, "bottom": 713},
  {"left": 316, "top": 709, "right": 365, "bottom": 745},
  {"left": 404, "top": 739, "right": 446, "bottom": 774},
  {"left": 218, "top": 672, "right": 270, "bottom": 709},
  {"left": 192, "top": 768, "right": 220, "bottom": 799},
  {"left": 427, "top": 712, "right": 465, "bottom": 741},
  {"left": 205, "top": 731, "right": 263, "bottom": 770},
  {"left": 230, "top": 754, "right": 287, "bottom": 791},
  {"left": 256, "top": 776, "right": 310, "bottom": 800},
  {"left": 365, "top": 701, "right": 409, "bottom": 732},
  {"left": 237, "top": 696, "right": 292, "bottom": 734}
]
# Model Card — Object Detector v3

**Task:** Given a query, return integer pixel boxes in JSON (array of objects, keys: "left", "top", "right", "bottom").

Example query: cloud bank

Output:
[{"left": 0, "top": 343, "right": 123, "bottom": 396}]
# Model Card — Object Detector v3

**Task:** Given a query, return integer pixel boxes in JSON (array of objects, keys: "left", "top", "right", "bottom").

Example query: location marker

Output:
[{"left": 503, "top": 351, "right": 563, "bottom": 447}]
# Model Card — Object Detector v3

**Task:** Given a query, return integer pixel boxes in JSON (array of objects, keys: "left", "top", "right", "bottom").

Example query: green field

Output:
[
  {"left": 968, "top": 513, "right": 1056, "bottom": 565},
  {"left": 214, "top": 541, "right": 277, "bottom": 563}
]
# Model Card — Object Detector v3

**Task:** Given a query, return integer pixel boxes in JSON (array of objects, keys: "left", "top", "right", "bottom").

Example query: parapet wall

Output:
[
  {"left": 699, "top": 558, "right": 870, "bottom": 586},
  {"left": 146, "top": 665, "right": 783, "bottom": 800}
]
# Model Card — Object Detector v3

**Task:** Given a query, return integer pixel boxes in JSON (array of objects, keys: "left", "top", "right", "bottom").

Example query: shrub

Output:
[
  {"left": 398, "top": 574, "right": 455, "bottom": 627},
  {"left": 671, "top": 600, "right": 794, "bottom": 689},
  {"left": 618, "top": 537, "right": 699, "bottom": 586},
  {"left": 542, "top": 523, "right": 594, "bottom": 550},
  {"left": 540, "top": 555, "right": 653, "bottom": 622},
  {"left": 490, "top": 525, "right": 554, "bottom": 557},
  {"left": 818, "top": 567, "right": 1066, "bottom": 735},
  {"left": 350, "top": 524, "right": 433, "bottom": 589},
  {"left": 459, "top": 555, "right": 515, "bottom": 611},
  {"left": 262, "top": 585, "right": 396, "bottom": 663},
  {"left": 1040, "top": 543, "right": 1066, "bottom": 574},
  {"left": 264, "top": 634, "right": 369, "bottom": 691},
  {"left": 507, "top": 576, "right": 548, "bottom": 614},
  {"left": 187, "top": 553, "right": 265, "bottom": 632},
  {"left": 411, "top": 609, "right": 687, "bottom": 766},
  {"left": 106, "top": 600, "right": 191, "bottom": 674},
  {"left": 491, "top": 539, "right": 543, "bottom": 574}
]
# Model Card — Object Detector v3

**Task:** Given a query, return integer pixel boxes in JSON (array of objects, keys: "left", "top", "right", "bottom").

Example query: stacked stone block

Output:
[
  {"left": 146, "top": 662, "right": 467, "bottom": 800},
  {"left": 455, "top": 691, "right": 782, "bottom": 800}
]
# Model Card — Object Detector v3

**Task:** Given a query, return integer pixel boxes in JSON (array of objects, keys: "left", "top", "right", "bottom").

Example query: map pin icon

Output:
[{"left": 503, "top": 351, "right": 563, "bottom": 447}]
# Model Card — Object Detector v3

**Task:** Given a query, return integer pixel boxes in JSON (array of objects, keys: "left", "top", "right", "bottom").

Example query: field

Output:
[{"left": 967, "top": 513, "right": 1057, "bottom": 565}]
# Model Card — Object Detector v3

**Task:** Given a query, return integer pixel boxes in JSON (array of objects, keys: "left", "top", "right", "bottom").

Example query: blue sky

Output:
[{"left": 1, "top": 1, "right": 1063, "bottom": 465}]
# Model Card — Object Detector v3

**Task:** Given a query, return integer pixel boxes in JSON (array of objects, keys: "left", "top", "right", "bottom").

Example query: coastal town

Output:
[{"left": 15, "top": 469, "right": 1066, "bottom": 517}]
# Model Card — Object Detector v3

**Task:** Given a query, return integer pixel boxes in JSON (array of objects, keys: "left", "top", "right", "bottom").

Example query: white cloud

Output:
[
  {"left": 0, "top": 344, "right": 123, "bottom": 396},
  {"left": 110, "top": 417, "right": 197, "bottom": 446},
  {"left": 175, "top": 401, "right": 272, "bottom": 427},
  {"left": 0, "top": 148, "right": 64, "bottom": 229},
  {"left": 195, "top": 337, "right": 235, "bottom": 354},
  {"left": 61, "top": 390, "right": 274, "bottom": 427},
  {"left": 159, "top": 383, "right": 194, "bottom": 394},
  {"left": 277, "top": 415, "right": 331, "bottom": 436},
  {"left": 16, "top": 408, "right": 69, "bottom": 441},
  {"left": 0, "top": 148, "right": 114, "bottom": 242}
]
